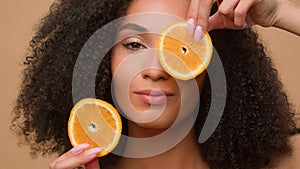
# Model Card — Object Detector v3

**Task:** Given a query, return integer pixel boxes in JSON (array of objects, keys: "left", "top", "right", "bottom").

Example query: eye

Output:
[{"left": 122, "top": 38, "right": 147, "bottom": 51}]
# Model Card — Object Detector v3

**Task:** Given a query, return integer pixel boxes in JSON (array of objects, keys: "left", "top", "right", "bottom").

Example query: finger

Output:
[
  {"left": 50, "top": 147, "right": 103, "bottom": 169},
  {"left": 85, "top": 158, "right": 101, "bottom": 169},
  {"left": 218, "top": 0, "right": 240, "bottom": 15},
  {"left": 54, "top": 143, "right": 90, "bottom": 163},
  {"left": 234, "top": 0, "right": 256, "bottom": 27},
  {"left": 217, "top": 0, "right": 223, "bottom": 6},
  {"left": 208, "top": 11, "right": 245, "bottom": 31},
  {"left": 207, "top": 12, "right": 224, "bottom": 31},
  {"left": 197, "top": 0, "right": 214, "bottom": 32},
  {"left": 187, "top": 0, "right": 200, "bottom": 21},
  {"left": 187, "top": 0, "right": 200, "bottom": 35}
]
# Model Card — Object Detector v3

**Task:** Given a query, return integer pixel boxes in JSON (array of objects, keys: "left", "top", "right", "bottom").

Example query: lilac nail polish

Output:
[
  {"left": 194, "top": 26, "right": 203, "bottom": 43},
  {"left": 187, "top": 18, "right": 195, "bottom": 36},
  {"left": 72, "top": 143, "right": 90, "bottom": 154},
  {"left": 84, "top": 147, "right": 103, "bottom": 156}
]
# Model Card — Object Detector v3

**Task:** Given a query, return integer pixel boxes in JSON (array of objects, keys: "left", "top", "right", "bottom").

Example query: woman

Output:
[{"left": 11, "top": 0, "right": 300, "bottom": 169}]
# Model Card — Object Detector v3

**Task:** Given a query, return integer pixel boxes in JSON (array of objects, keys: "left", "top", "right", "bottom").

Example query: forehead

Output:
[
  {"left": 118, "top": 14, "right": 184, "bottom": 34},
  {"left": 121, "top": 0, "right": 190, "bottom": 33},
  {"left": 126, "top": 0, "right": 189, "bottom": 18}
]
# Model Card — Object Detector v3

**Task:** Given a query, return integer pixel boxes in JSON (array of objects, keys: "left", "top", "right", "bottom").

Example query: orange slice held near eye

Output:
[
  {"left": 158, "top": 22, "right": 213, "bottom": 80},
  {"left": 68, "top": 98, "right": 122, "bottom": 157}
]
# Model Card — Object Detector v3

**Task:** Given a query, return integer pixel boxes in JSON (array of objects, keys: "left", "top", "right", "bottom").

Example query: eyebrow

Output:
[{"left": 118, "top": 23, "right": 149, "bottom": 32}]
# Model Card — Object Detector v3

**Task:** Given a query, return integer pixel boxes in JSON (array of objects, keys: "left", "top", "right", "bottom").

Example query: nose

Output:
[
  {"left": 141, "top": 50, "right": 170, "bottom": 81},
  {"left": 142, "top": 68, "right": 170, "bottom": 81}
]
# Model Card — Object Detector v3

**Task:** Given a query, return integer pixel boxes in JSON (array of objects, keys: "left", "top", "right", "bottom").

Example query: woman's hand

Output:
[
  {"left": 187, "top": 0, "right": 300, "bottom": 41},
  {"left": 49, "top": 143, "right": 102, "bottom": 169}
]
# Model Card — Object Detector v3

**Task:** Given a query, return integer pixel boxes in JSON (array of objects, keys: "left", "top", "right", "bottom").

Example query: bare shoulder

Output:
[{"left": 274, "top": 134, "right": 300, "bottom": 169}]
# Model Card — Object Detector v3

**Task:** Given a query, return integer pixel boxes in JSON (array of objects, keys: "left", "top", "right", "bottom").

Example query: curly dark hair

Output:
[{"left": 11, "top": 0, "right": 297, "bottom": 169}]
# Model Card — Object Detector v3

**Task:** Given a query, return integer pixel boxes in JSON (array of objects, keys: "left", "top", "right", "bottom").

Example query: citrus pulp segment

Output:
[
  {"left": 158, "top": 22, "right": 213, "bottom": 80},
  {"left": 68, "top": 98, "right": 122, "bottom": 157}
]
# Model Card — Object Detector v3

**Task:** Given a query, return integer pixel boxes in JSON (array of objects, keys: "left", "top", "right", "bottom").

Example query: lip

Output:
[{"left": 134, "top": 89, "right": 174, "bottom": 105}]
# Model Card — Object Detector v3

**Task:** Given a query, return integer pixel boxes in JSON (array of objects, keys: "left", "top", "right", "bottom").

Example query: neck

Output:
[{"left": 113, "top": 122, "right": 209, "bottom": 169}]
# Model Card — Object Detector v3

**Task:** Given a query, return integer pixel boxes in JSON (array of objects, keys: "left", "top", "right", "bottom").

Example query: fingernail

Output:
[
  {"left": 84, "top": 147, "right": 103, "bottom": 156},
  {"left": 194, "top": 25, "right": 203, "bottom": 43},
  {"left": 187, "top": 18, "right": 195, "bottom": 36},
  {"left": 72, "top": 143, "right": 90, "bottom": 154}
]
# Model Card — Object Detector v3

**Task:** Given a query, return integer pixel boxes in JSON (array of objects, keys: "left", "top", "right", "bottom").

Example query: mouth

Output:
[{"left": 134, "top": 89, "right": 174, "bottom": 105}]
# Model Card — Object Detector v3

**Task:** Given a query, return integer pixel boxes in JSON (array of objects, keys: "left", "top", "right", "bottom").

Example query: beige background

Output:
[{"left": 1, "top": 0, "right": 300, "bottom": 168}]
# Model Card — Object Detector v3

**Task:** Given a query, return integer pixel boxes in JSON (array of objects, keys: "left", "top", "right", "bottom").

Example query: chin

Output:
[{"left": 136, "top": 119, "right": 175, "bottom": 130}]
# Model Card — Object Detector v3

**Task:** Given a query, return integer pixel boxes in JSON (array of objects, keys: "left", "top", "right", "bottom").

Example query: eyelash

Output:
[{"left": 122, "top": 38, "right": 147, "bottom": 51}]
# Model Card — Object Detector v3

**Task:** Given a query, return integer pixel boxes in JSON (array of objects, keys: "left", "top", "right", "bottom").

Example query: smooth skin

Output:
[
  {"left": 49, "top": 144, "right": 102, "bottom": 169},
  {"left": 187, "top": 0, "right": 300, "bottom": 42},
  {"left": 49, "top": 0, "right": 300, "bottom": 168}
]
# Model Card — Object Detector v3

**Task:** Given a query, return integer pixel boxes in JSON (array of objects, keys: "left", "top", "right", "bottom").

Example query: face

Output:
[{"left": 111, "top": 0, "right": 206, "bottom": 130}]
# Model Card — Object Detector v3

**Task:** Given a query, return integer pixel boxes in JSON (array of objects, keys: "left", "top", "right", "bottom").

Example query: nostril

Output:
[{"left": 142, "top": 69, "right": 169, "bottom": 81}]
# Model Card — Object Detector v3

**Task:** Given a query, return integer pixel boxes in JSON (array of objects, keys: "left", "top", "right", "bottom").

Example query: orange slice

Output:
[
  {"left": 68, "top": 98, "right": 122, "bottom": 157},
  {"left": 158, "top": 22, "right": 213, "bottom": 80}
]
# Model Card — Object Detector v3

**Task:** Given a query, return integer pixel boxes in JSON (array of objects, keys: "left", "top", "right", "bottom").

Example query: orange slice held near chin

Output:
[
  {"left": 158, "top": 21, "right": 213, "bottom": 80},
  {"left": 68, "top": 98, "right": 122, "bottom": 157}
]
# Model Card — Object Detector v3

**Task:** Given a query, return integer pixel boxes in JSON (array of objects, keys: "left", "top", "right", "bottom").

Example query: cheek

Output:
[
  {"left": 111, "top": 46, "right": 128, "bottom": 75},
  {"left": 111, "top": 51, "right": 120, "bottom": 75}
]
